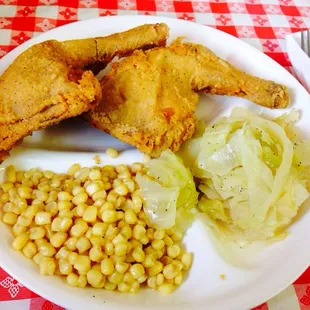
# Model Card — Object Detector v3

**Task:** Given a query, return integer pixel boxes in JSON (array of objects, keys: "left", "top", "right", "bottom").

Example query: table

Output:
[{"left": 0, "top": 1, "right": 309, "bottom": 309}]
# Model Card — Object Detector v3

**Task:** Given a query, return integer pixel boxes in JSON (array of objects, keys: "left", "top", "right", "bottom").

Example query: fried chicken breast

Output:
[
  {"left": 0, "top": 23, "right": 169, "bottom": 161},
  {"left": 87, "top": 39, "right": 289, "bottom": 157}
]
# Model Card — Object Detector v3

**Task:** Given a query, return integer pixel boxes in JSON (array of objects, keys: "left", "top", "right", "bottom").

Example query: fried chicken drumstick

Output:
[
  {"left": 0, "top": 23, "right": 169, "bottom": 161},
  {"left": 87, "top": 39, "right": 290, "bottom": 157}
]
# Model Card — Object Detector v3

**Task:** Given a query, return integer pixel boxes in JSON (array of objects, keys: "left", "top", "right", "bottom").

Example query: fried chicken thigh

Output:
[
  {"left": 0, "top": 23, "right": 169, "bottom": 161},
  {"left": 87, "top": 39, "right": 289, "bottom": 157}
]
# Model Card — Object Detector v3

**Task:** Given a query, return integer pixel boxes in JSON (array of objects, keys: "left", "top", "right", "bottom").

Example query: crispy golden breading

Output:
[
  {"left": 0, "top": 23, "right": 169, "bottom": 160},
  {"left": 87, "top": 39, "right": 289, "bottom": 157}
]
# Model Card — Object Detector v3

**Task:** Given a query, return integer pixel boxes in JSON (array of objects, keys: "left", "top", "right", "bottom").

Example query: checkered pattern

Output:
[
  {"left": 0, "top": 0, "right": 309, "bottom": 68},
  {"left": 0, "top": 1, "right": 310, "bottom": 309}
]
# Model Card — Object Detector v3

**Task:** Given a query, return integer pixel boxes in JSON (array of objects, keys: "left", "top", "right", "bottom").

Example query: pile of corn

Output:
[{"left": 0, "top": 163, "right": 192, "bottom": 295}]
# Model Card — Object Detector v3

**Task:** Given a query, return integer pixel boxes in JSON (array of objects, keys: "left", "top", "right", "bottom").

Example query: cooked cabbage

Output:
[
  {"left": 136, "top": 150, "right": 198, "bottom": 232},
  {"left": 180, "top": 107, "right": 310, "bottom": 244}
]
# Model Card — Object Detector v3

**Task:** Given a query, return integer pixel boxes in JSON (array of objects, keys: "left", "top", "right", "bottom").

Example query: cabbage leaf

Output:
[
  {"left": 137, "top": 150, "right": 198, "bottom": 232},
  {"left": 181, "top": 107, "right": 310, "bottom": 243}
]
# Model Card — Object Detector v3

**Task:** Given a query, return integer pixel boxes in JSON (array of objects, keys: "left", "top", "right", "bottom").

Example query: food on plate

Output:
[
  {"left": 179, "top": 107, "right": 310, "bottom": 244},
  {"left": 86, "top": 39, "right": 289, "bottom": 157},
  {"left": 136, "top": 150, "right": 198, "bottom": 233},
  {"left": 0, "top": 23, "right": 169, "bottom": 161},
  {"left": 93, "top": 154, "right": 101, "bottom": 165},
  {"left": 0, "top": 162, "right": 192, "bottom": 294},
  {"left": 106, "top": 147, "right": 119, "bottom": 159}
]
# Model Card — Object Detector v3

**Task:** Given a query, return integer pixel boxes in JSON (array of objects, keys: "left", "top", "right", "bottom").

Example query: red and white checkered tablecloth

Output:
[{"left": 0, "top": 1, "right": 310, "bottom": 309}]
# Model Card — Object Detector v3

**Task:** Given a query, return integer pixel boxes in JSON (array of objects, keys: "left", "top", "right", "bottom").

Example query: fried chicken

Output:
[
  {"left": 87, "top": 39, "right": 290, "bottom": 157},
  {"left": 0, "top": 23, "right": 169, "bottom": 161}
]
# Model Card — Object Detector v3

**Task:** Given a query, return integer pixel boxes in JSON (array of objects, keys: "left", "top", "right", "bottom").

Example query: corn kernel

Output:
[
  {"left": 29, "top": 226, "right": 45, "bottom": 240},
  {"left": 124, "top": 208, "right": 137, "bottom": 225},
  {"left": 123, "top": 272, "right": 135, "bottom": 284},
  {"left": 39, "top": 258, "right": 56, "bottom": 275},
  {"left": 92, "top": 190, "right": 107, "bottom": 202},
  {"left": 142, "top": 253, "right": 156, "bottom": 268},
  {"left": 107, "top": 191, "right": 118, "bottom": 203},
  {"left": 140, "top": 235, "right": 149, "bottom": 245},
  {"left": 2, "top": 182, "right": 14, "bottom": 192},
  {"left": 55, "top": 247, "right": 70, "bottom": 259},
  {"left": 85, "top": 182, "right": 101, "bottom": 196},
  {"left": 33, "top": 252, "right": 45, "bottom": 265},
  {"left": 104, "top": 281, "right": 117, "bottom": 291},
  {"left": 45, "top": 202, "right": 58, "bottom": 216},
  {"left": 151, "top": 239, "right": 165, "bottom": 251},
  {"left": 102, "top": 209, "right": 117, "bottom": 224},
  {"left": 83, "top": 206, "right": 97, "bottom": 223},
  {"left": 118, "top": 282, "right": 130, "bottom": 292},
  {"left": 6, "top": 165, "right": 16, "bottom": 182},
  {"left": 34, "top": 190, "right": 49, "bottom": 202},
  {"left": 12, "top": 232, "right": 29, "bottom": 250},
  {"left": 12, "top": 223, "right": 27, "bottom": 236},
  {"left": 120, "top": 226, "right": 132, "bottom": 240},
  {"left": 132, "top": 224, "right": 146, "bottom": 240},
  {"left": 114, "top": 184, "right": 128, "bottom": 196},
  {"left": 147, "top": 261, "right": 163, "bottom": 276},
  {"left": 181, "top": 252, "right": 193, "bottom": 271},
  {"left": 39, "top": 243, "right": 56, "bottom": 257},
  {"left": 75, "top": 167, "right": 91, "bottom": 182},
  {"left": 108, "top": 271, "right": 123, "bottom": 285},
  {"left": 2, "top": 212, "right": 18, "bottom": 225},
  {"left": 22, "top": 241, "right": 37, "bottom": 258},
  {"left": 67, "top": 164, "right": 81, "bottom": 176},
  {"left": 89, "top": 169, "right": 102, "bottom": 181},
  {"left": 171, "top": 231, "right": 183, "bottom": 242},
  {"left": 163, "top": 263, "right": 180, "bottom": 280},
  {"left": 89, "top": 245, "right": 103, "bottom": 262},
  {"left": 124, "top": 179, "right": 135, "bottom": 194},
  {"left": 112, "top": 233, "right": 127, "bottom": 245},
  {"left": 114, "top": 243, "right": 127, "bottom": 256},
  {"left": 70, "top": 221, "right": 88, "bottom": 237},
  {"left": 115, "top": 261, "right": 129, "bottom": 274},
  {"left": 35, "top": 212, "right": 51, "bottom": 225},
  {"left": 105, "top": 225, "right": 118, "bottom": 240},
  {"left": 87, "top": 269, "right": 104, "bottom": 288},
  {"left": 154, "top": 229, "right": 165, "bottom": 240},
  {"left": 58, "top": 258, "right": 72, "bottom": 275},
  {"left": 72, "top": 186, "right": 84, "bottom": 196},
  {"left": 58, "top": 191, "right": 73, "bottom": 201},
  {"left": 167, "top": 244, "right": 181, "bottom": 258},
  {"left": 67, "top": 273, "right": 79, "bottom": 286},
  {"left": 74, "top": 255, "right": 91, "bottom": 273},
  {"left": 92, "top": 222, "right": 108, "bottom": 236},
  {"left": 129, "top": 264, "right": 145, "bottom": 279},
  {"left": 101, "top": 258, "right": 114, "bottom": 275},
  {"left": 137, "top": 274, "right": 147, "bottom": 284},
  {"left": 132, "top": 247, "right": 145, "bottom": 263},
  {"left": 58, "top": 201, "right": 73, "bottom": 210},
  {"left": 106, "top": 148, "right": 119, "bottom": 158},
  {"left": 158, "top": 283, "right": 175, "bottom": 295},
  {"left": 77, "top": 275, "right": 87, "bottom": 288},
  {"left": 72, "top": 193, "right": 88, "bottom": 205},
  {"left": 50, "top": 232, "right": 68, "bottom": 248},
  {"left": 76, "top": 237, "right": 91, "bottom": 254},
  {"left": 174, "top": 272, "right": 183, "bottom": 286},
  {"left": 147, "top": 276, "right": 157, "bottom": 288},
  {"left": 156, "top": 273, "right": 164, "bottom": 286},
  {"left": 164, "top": 235, "right": 173, "bottom": 246},
  {"left": 129, "top": 280, "right": 140, "bottom": 293},
  {"left": 68, "top": 252, "right": 78, "bottom": 265},
  {"left": 65, "top": 237, "right": 77, "bottom": 251}
]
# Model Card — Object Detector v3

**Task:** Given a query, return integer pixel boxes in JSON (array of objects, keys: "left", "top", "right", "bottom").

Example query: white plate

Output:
[{"left": 0, "top": 16, "right": 310, "bottom": 310}]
